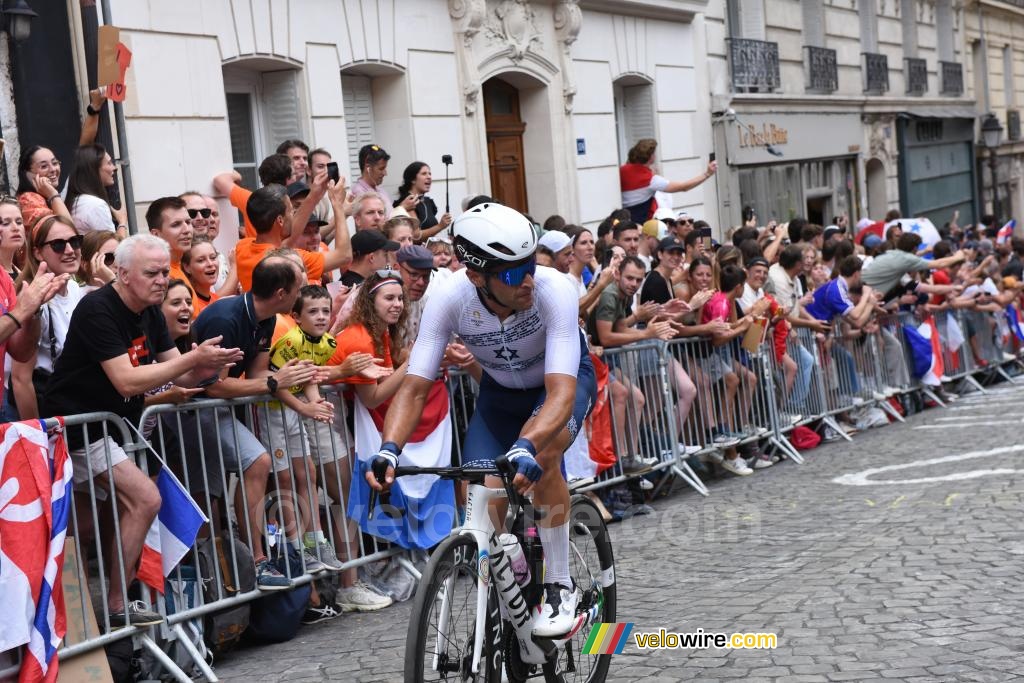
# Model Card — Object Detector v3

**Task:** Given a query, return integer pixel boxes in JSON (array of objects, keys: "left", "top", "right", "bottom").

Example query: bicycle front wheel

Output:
[
  {"left": 405, "top": 534, "right": 503, "bottom": 682},
  {"left": 545, "top": 494, "right": 617, "bottom": 683}
]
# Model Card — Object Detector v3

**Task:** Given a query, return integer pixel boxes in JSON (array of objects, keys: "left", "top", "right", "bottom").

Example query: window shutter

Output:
[
  {"left": 622, "top": 85, "right": 656, "bottom": 148},
  {"left": 802, "top": 1, "right": 825, "bottom": 48},
  {"left": 342, "top": 75, "right": 376, "bottom": 181},
  {"left": 261, "top": 70, "right": 303, "bottom": 153},
  {"left": 738, "top": 0, "right": 766, "bottom": 41}
]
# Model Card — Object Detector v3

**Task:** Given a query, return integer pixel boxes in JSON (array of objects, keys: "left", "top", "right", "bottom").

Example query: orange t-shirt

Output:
[
  {"left": 234, "top": 239, "right": 326, "bottom": 291},
  {"left": 329, "top": 324, "right": 392, "bottom": 385},
  {"left": 170, "top": 260, "right": 187, "bottom": 284},
  {"left": 229, "top": 185, "right": 257, "bottom": 239},
  {"left": 271, "top": 313, "right": 296, "bottom": 347},
  {"left": 191, "top": 290, "right": 219, "bottom": 318}
]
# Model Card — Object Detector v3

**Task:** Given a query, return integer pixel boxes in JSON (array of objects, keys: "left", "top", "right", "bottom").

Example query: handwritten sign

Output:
[{"left": 97, "top": 25, "right": 120, "bottom": 84}]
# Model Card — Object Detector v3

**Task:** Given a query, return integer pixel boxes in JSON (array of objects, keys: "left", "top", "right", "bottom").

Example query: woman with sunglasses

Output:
[
  {"left": 10, "top": 216, "right": 86, "bottom": 418},
  {"left": 78, "top": 230, "right": 119, "bottom": 292},
  {"left": 66, "top": 143, "right": 128, "bottom": 238}
]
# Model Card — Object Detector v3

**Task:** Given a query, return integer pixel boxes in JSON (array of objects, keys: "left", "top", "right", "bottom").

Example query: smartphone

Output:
[
  {"left": 709, "top": 152, "right": 716, "bottom": 163},
  {"left": 699, "top": 226, "right": 713, "bottom": 251},
  {"left": 326, "top": 161, "right": 340, "bottom": 184}
]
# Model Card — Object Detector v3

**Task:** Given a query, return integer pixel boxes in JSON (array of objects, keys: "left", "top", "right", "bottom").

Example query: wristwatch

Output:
[
  {"left": 86, "top": 103, "right": 100, "bottom": 116},
  {"left": 266, "top": 376, "right": 278, "bottom": 394}
]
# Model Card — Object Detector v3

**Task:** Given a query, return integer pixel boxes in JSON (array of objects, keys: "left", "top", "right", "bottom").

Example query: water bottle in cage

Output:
[{"left": 499, "top": 533, "right": 531, "bottom": 586}]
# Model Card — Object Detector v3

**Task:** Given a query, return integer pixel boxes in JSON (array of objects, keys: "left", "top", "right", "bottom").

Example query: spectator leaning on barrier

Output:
[
  {"left": 212, "top": 153, "right": 291, "bottom": 239},
  {"left": 862, "top": 232, "right": 966, "bottom": 302},
  {"left": 193, "top": 253, "right": 325, "bottom": 590},
  {"left": 43, "top": 234, "right": 242, "bottom": 626}
]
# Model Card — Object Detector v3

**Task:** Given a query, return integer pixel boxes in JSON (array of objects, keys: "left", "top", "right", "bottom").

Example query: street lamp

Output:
[
  {"left": 981, "top": 113, "right": 1004, "bottom": 223},
  {"left": 1, "top": 0, "right": 37, "bottom": 42}
]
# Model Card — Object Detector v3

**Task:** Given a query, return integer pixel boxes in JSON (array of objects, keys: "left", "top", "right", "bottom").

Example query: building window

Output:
[
  {"left": 1004, "top": 46, "right": 1015, "bottom": 109},
  {"left": 223, "top": 65, "right": 304, "bottom": 189},
  {"left": 802, "top": 0, "right": 825, "bottom": 48},
  {"left": 341, "top": 74, "right": 376, "bottom": 183},
  {"left": 727, "top": 0, "right": 766, "bottom": 41},
  {"left": 859, "top": 0, "right": 878, "bottom": 54},
  {"left": 613, "top": 80, "right": 656, "bottom": 165}
]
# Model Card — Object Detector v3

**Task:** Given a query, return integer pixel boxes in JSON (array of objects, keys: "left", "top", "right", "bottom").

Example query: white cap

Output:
[{"left": 537, "top": 230, "right": 572, "bottom": 253}]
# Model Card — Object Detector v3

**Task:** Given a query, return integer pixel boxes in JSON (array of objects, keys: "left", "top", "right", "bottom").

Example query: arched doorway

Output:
[
  {"left": 483, "top": 78, "right": 528, "bottom": 212},
  {"left": 866, "top": 158, "right": 887, "bottom": 220}
]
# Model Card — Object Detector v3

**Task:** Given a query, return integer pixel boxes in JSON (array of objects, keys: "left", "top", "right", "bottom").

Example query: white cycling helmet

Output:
[{"left": 452, "top": 203, "right": 537, "bottom": 272}]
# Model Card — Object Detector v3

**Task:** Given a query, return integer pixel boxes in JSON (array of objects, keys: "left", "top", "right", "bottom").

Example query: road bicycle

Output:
[{"left": 370, "top": 457, "right": 616, "bottom": 682}]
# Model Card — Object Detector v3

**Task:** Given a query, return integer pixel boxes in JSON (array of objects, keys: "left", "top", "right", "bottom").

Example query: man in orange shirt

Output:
[
  {"left": 146, "top": 196, "right": 193, "bottom": 284},
  {"left": 235, "top": 184, "right": 353, "bottom": 291},
  {"left": 212, "top": 154, "right": 292, "bottom": 239}
]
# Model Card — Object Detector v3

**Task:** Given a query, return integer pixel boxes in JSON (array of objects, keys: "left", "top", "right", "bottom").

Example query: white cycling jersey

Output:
[{"left": 407, "top": 266, "right": 582, "bottom": 390}]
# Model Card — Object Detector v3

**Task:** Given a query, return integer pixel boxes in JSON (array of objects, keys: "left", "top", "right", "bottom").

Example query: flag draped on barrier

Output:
[
  {"left": 0, "top": 420, "right": 73, "bottom": 683},
  {"left": 137, "top": 466, "right": 208, "bottom": 594}
]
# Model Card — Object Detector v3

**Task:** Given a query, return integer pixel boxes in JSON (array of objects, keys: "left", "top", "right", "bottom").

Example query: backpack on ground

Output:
[
  {"left": 246, "top": 545, "right": 311, "bottom": 643},
  {"left": 196, "top": 532, "right": 255, "bottom": 655}
]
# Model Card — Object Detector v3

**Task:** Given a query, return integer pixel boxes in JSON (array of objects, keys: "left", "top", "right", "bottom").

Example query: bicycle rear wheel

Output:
[
  {"left": 405, "top": 534, "right": 503, "bottom": 682},
  {"left": 544, "top": 494, "right": 617, "bottom": 683}
]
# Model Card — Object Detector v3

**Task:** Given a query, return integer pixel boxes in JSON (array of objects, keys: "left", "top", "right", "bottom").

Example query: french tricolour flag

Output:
[
  {"left": 350, "top": 379, "right": 455, "bottom": 550},
  {"left": 137, "top": 467, "right": 207, "bottom": 594},
  {"left": 997, "top": 219, "right": 1017, "bottom": 245},
  {"left": 916, "top": 316, "right": 945, "bottom": 386},
  {"left": 0, "top": 419, "right": 73, "bottom": 683}
]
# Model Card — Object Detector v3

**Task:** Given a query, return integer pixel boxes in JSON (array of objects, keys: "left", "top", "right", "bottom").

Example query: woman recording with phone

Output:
[{"left": 392, "top": 161, "right": 452, "bottom": 241}]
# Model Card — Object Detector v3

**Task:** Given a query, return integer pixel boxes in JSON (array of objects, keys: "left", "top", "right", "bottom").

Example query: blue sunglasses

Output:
[{"left": 493, "top": 257, "right": 537, "bottom": 287}]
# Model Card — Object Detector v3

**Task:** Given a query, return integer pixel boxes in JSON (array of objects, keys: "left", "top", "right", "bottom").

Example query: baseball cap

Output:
[
  {"left": 286, "top": 180, "right": 311, "bottom": 198},
  {"left": 351, "top": 230, "right": 400, "bottom": 256},
  {"left": 642, "top": 219, "right": 667, "bottom": 239},
  {"left": 396, "top": 244, "right": 436, "bottom": 270},
  {"left": 676, "top": 211, "right": 692, "bottom": 222},
  {"left": 538, "top": 230, "right": 572, "bottom": 253},
  {"left": 746, "top": 256, "right": 770, "bottom": 270},
  {"left": 823, "top": 225, "right": 843, "bottom": 240},
  {"left": 305, "top": 213, "right": 328, "bottom": 227},
  {"left": 863, "top": 234, "right": 883, "bottom": 249},
  {"left": 658, "top": 236, "right": 684, "bottom": 253}
]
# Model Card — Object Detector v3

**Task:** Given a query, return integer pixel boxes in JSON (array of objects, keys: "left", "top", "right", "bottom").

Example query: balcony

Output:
[
  {"left": 905, "top": 57, "right": 927, "bottom": 95},
  {"left": 1009, "top": 110, "right": 1021, "bottom": 141},
  {"left": 862, "top": 52, "right": 889, "bottom": 94},
  {"left": 728, "top": 38, "right": 780, "bottom": 93},
  {"left": 804, "top": 45, "right": 838, "bottom": 93},
  {"left": 940, "top": 61, "right": 963, "bottom": 96}
]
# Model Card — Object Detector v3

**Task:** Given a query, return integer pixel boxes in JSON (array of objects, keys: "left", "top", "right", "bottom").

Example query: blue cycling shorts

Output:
[{"left": 462, "top": 345, "right": 596, "bottom": 472}]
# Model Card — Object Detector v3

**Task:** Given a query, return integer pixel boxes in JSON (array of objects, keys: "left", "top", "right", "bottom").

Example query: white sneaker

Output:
[
  {"left": 1002, "top": 352, "right": 1016, "bottom": 362},
  {"left": 721, "top": 458, "right": 753, "bottom": 476},
  {"left": 532, "top": 583, "right": 581, "bottom": 638},
  {"left": 337, "top": 581, "right": 393, "bottom": 612},
  {"left": 752, "top": 454, "right": 774, "bottom": 469}
]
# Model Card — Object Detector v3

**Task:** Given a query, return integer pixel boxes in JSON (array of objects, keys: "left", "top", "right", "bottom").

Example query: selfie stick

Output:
[{"left": 443, "top": 155, "right": 452, "bottom": 213}]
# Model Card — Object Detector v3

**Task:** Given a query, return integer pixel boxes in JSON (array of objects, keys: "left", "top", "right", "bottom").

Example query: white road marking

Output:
[
  {"left": 832, "top": 444, "right": 1024, "bottom": 486},
  {"left": 914, "top": 420, "right": 1024, "bottom": 429}
]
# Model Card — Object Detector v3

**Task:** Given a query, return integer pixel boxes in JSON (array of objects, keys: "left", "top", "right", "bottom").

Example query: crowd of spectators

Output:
[{"left": 3, "top": 118, "right": 1022, "bottom": 642}]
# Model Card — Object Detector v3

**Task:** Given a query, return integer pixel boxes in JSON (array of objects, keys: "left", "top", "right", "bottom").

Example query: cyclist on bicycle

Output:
[{"left": 367, "top": 202, "right": 597, "bottom": 637}]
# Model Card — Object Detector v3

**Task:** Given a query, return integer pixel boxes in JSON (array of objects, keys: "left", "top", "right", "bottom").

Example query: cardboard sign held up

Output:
[
  {"left": 105, "top": 42, "right": 132, "bottom": 103},
  {"left": 741, "top": 318, "right": 768, "bottom": 355},
  {"left": 97, "top": 26, "right": 120, "bottom": 84}
]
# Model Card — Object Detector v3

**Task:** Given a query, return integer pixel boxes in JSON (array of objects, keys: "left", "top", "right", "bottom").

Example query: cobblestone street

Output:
[{"left": 215, "top": 384, "right": 1024, "bottom": 682}]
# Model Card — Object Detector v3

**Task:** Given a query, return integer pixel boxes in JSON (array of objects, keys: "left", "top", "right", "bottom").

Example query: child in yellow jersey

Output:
[{"left": 263, "top": 284, "right": 344, "bottom": 574}]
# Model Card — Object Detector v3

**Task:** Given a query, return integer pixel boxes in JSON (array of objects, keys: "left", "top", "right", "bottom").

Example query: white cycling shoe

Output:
[{"left": 531, "top": 582, "right": 581, "bottom": 638}]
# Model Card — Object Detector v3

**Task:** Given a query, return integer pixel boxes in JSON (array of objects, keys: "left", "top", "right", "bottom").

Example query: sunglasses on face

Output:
[
  {"left": 187, "top": 208, "right": 212, "bottom": 219},
  {"left": 493, "top": 257, "right": 536, "bottom": 287},
  {"left": 44, "top": 235, "right": 84, "bottom": 252},
  {"left": 103, "top": 252, "right": 116, "bottom": 266},
  {"left": 374, "top": 268, "right": 404, "bottom": 284}
]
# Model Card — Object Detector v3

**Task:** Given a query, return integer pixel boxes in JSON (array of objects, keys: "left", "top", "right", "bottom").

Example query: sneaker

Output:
[
  {"left": 312, "top": 541, "right": 345, "bottom": 572},
  {"left": 622, "top": 455, "right": 658, "bottom": 472},
  {"left": 1002, "top": 352, "right": 1016, "bottom": 362},
  {"left": 337, "top": 581, "right": 393, "bottom": 612},
  {"left": 712, "top": 429, "right": 740, "bottom": 447},
  {"left": 743, "top": 424, "right": 769, "bottom": 436},
  {"left": 302, "top": 548, "right": 328, "bottom": 575},
  {"left": 721, "top": 457, "right": 753, "bottom": 476},
  {"left": 638, "top": 477, "right": 654, "bottom": 491},
  {"left": 822, "top": 426, "right": 843, "bottom": 443},
  {"left": 256, "top": 558, "right": 291, "bottom": 591},
  {"left": 109, "top": 600, "right": 163, "bottom": 629},
  {"left": 302, "top": 600, "right": 342, "bottom": 624},
  {"left": 532, "top": 582, "right": 581, "bottom": 638},
  {"left": 752, "top": 454, "right": 774, "bottom": 470}
]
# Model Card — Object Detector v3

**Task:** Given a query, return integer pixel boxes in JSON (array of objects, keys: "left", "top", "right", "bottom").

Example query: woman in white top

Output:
[
  {"left": 11, "top": 216, "right": 87, "bottom": 418},
  {"left": 65, "top": 143, "right": 128, "bottom": 238}
]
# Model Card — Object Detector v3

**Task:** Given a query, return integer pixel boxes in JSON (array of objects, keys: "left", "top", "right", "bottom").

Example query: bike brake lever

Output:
[{"left": 368, "top": 458, "right": 392, "bottom": 521}]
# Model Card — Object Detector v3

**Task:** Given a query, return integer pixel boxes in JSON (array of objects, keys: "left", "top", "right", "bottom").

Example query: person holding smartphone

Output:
[
  {"left": 619, "top": 138, "right": 717, "bottom": 224},
  {"left": 393, "top": 161, "right": 452, "bottom": 241}
]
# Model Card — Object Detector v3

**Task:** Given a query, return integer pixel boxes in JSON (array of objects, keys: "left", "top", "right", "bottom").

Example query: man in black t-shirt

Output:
[{"left": 45, "top": 234, "right": 242, "bottom": 627}]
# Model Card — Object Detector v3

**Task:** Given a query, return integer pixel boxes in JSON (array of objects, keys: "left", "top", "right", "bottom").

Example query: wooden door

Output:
[{"left": 484, "top": 79, "right": 528, "bottom": 213}]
